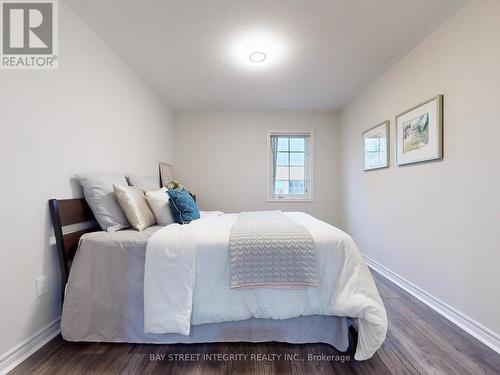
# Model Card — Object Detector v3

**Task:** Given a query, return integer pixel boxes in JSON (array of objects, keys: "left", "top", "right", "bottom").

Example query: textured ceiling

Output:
[{"left": 65, "top": 0, "right": 466, "bottom": 110}]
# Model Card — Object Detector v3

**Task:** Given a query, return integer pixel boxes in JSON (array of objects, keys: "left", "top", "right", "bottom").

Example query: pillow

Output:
[
  {"left": 167, "top": 189, "right": 200, "bottom": 224},
  {"left": 127, "top": 175, "right": 159, "bottom": 191},
  {"left": 113, "top": 184, "right": 156, "bottom": 231},
  {"left": 78, "top": 174, "right": 130, "bottom": 232},
  {"left": 145, "top": 188, "right": 176, "bottom": 226}
]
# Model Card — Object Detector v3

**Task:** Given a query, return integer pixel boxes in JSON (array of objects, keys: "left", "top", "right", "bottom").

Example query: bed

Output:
[{"left": 49, "top": 198, "right": 387, "bottom": 361}]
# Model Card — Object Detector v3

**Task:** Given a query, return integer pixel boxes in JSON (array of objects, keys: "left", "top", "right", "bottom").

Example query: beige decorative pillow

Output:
[{"left": 113, "top": 184, "right": 156, "bottom": 231}]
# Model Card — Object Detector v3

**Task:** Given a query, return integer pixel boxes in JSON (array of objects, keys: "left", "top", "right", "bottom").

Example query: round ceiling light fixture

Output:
[
  {"left": 249, "top": 51, "right": 266, "bottom": 63},
  {"left": 228, "top": 31, "right": 286, "bottom": 70}
]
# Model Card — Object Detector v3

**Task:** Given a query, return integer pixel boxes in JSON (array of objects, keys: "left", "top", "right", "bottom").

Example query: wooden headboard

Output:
[{"left": 48, "top": 198, "right": 100, "bottom": 304}]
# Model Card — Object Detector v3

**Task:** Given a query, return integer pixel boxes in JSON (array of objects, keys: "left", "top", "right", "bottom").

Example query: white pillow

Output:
[
  {"left": 78, "top": 174, "right": 130, "bottom": 232},
  {"left": 127, "top": 175, "right": 159, "bottom": 191},
  {"left": 145, "top": 188, "right": 175, "bottom": 226}
]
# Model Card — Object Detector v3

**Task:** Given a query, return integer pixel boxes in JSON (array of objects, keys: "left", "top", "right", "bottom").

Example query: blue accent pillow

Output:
[{"left": 167, "top": 189, "right": 200, "bottom": 224}]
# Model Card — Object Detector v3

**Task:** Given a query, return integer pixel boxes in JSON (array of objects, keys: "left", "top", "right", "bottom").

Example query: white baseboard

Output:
[
  {"left": 0, "top": 318, "right": 61, "bottom": 375},
  {"left": 363, "top": 254, "right": 500, "bottom": 354}
]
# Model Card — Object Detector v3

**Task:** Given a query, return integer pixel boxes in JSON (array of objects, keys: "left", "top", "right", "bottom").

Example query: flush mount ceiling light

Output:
[
  {"left": 228, "top": 31, "right": 287, "bottom": 70},
  {"left": 249, "top": 51, "right": 266, "bottom": 63}
]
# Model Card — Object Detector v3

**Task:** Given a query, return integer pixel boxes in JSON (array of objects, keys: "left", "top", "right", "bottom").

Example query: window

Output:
[{"left": 269, "top": 132, "right": 312, "bottom": 201}]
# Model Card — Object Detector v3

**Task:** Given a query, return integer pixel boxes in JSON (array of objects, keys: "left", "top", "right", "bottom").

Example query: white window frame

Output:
[{"left": 267, "top": 131, "right": 314, "bottom": 203}]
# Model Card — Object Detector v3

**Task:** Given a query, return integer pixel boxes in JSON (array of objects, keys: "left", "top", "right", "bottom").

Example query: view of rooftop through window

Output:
[{"left": 271, "top": 134, "right": 310, "bottom": 198}]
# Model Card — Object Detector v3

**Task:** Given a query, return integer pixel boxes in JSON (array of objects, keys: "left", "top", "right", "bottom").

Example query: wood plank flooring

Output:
[{"left": 9, "top": 271, "right": 500, "bottom": 374}]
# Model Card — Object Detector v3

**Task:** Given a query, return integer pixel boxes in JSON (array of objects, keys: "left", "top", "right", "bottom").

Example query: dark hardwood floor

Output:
[{"left": 10, "top": 271, "right": 500, "bottom": 375}]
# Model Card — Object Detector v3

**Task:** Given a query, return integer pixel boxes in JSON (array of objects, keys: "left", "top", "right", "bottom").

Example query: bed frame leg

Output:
[{"left": 347, "top": 323, "right": 359, "bottom": 355}]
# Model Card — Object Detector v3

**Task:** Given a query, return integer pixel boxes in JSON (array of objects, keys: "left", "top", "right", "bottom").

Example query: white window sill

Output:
[{"left": 267, "top": 198, "right": 314, "bottom": 203}]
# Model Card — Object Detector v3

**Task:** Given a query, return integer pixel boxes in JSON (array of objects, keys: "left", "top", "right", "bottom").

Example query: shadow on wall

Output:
[{"left": 70, "top": 177, "right": 84, "bottom": 198}]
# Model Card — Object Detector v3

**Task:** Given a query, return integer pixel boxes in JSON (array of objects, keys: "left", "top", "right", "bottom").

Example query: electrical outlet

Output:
[{"left": 36, "top": 275, "right": 48, "bottom": 298}]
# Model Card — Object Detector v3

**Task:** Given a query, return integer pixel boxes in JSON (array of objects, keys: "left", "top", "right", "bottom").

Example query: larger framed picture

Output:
[
  {"left": 396, "top": 95, "right": 443, "bottom": 166},
  {"left": 363, "top": 121, "right": 390, "bottom": 171}
]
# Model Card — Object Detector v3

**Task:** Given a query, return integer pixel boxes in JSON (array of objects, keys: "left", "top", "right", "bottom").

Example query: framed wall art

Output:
[
  {"left": 396, "top": 95, "right": 443, "bottom": 166},
  {"left": 362, "top": 121, "right": 389, "bottom": 171}
]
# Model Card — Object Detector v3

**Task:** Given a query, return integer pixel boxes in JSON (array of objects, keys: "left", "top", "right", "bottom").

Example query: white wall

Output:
[
  {"left": 0, "top": 3, "right": 174, "bottom": 358},
  {"left": 339, "top": 0, "right": 500, "bottom": 340},
  {"left": 174, "top": 111, "right": 340, "bottom": 225}
]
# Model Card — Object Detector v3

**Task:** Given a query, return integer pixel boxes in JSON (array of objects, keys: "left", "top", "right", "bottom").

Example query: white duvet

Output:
[{"left": 144, "top": 211, "right": 387, "bottom": 360}]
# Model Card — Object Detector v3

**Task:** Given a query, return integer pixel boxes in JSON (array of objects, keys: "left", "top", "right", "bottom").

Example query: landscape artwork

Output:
[
  {"left": 403, "top": 113, "right": 429, "bottom": 153},
  {"left": 363, "top": 121, "right": 389, "bottom": 171},
  {"left": 396, "top": 95, "right": 443, "bottom": 165}
]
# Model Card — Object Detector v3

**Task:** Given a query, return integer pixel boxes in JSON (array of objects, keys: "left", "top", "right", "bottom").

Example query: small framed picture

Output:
[
  {"left": 396, "top": 95, "right": 443, "bottom": 166},
  {"left": 159, "top": 162, "right": 174, "bottom": 187},
  {"left": 362, "top": 121, "right": 390, "bottom": 171}
]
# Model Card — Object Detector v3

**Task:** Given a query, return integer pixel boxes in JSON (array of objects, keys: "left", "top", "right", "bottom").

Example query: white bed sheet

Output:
[{"left": 145, "top": 211, "right": 387, "bottom": 360}]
